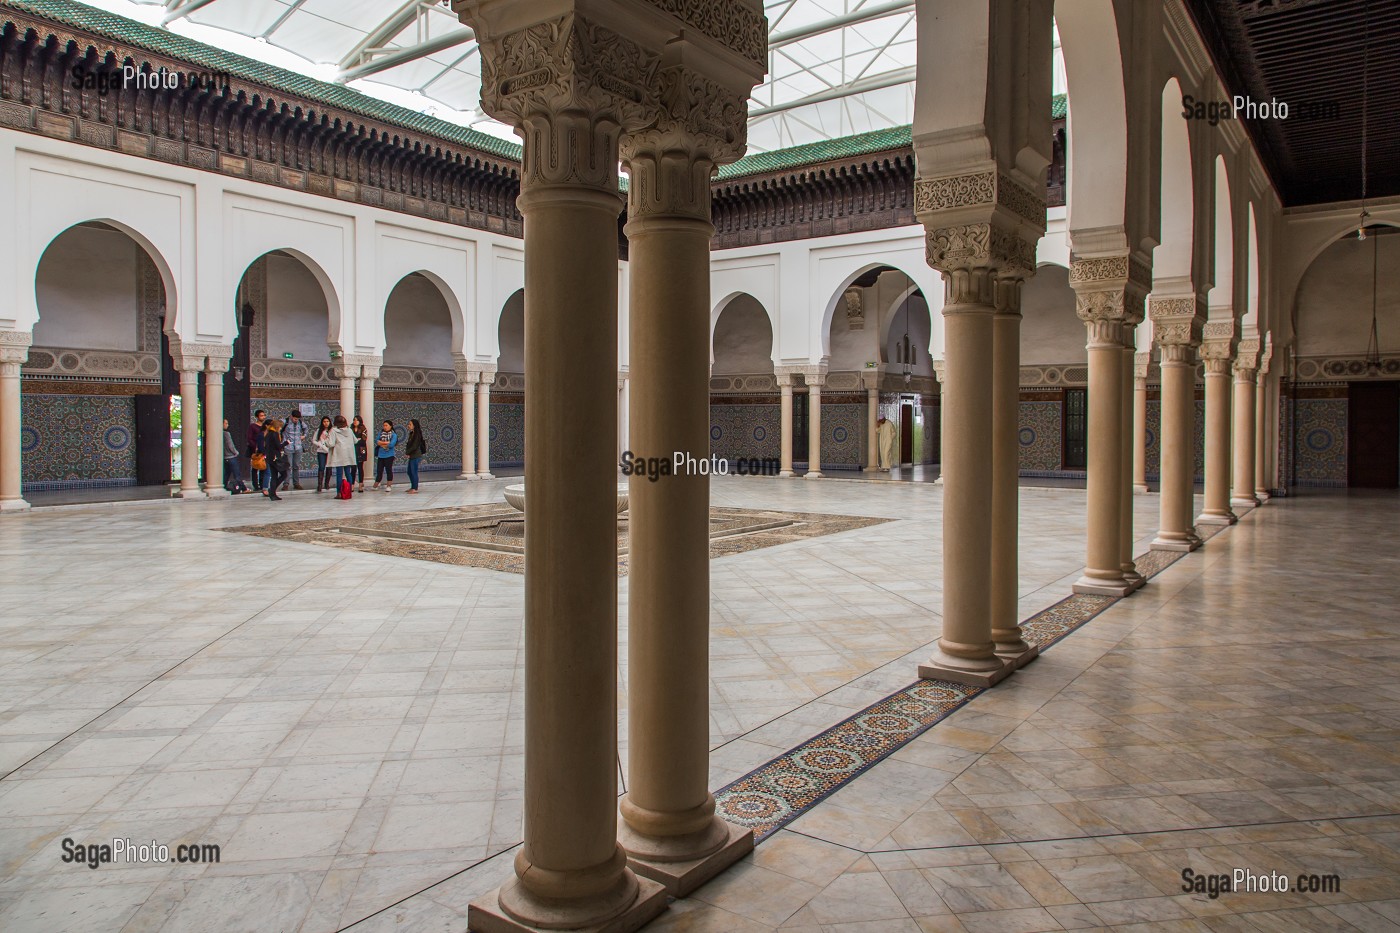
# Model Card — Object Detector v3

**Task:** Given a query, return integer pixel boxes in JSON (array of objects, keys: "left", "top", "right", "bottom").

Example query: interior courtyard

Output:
[{"left": 0, "top": 0, "right": 1397, "bottom": 931}]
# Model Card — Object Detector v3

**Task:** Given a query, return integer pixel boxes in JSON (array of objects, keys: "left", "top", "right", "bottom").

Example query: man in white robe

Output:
[{"left": 877, "top": 416, "right": 898, "bottom": 471}]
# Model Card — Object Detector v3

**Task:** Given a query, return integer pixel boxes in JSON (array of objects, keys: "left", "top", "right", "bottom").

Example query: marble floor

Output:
[{"left": 0, "top": 480, "right": 1395, "bottom": 932}]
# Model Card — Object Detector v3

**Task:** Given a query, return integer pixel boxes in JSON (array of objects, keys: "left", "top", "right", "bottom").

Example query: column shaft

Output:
[
  {"left": 990, "top": 292, "right": 1034, "bottom": 664},
  {"left": 205, "top": 366, "right": 228, "bottom": 498},
  {"left": 1074, "top": 321, "right": 1130, "bottom": 595},
  {"left": 1152, "top": 345, "right": 1201, "bottom": 550},
  {"left": 0, "top": 349, "right": 28, "bottom": 511},
  {"left": 476, "top": 380, "right": 493, "bottom": 478},
  {"left": 865, "top": 386, "right": 879, "bottom": 471},
  {"left": 339, "top": 375, "right": 356, "bottom": 421},
  {"left": 1119, "top": 341, "right": 1141, "bottom": 588},
  {"left": 778, "top": 380, "right": 794, "bottom": 476},
  {"left": 918, "top": 269, "right": 1004, "bottom": 685},
  {"left": 459, "top": 380, "right": 477, "bottom": 479},
  {"left": 359, "top": 376, "right": 375, "bottom": 438},
  {"left": 805, "top": 381, "right": 823, "bottom": 478},
  {"left": 177, "top": 368, "right": 204, "bottom": 498},
  {"left": 1199, "top": 358, "right": 1236, "bottom": 525},
  {"left": 1133, "top": 374, "right": 1149, "bottom": 493},
  {"left": 1255, "top": 371, "right": 1271, "bottom": 500},
  {"left": 1231, "top": 368, "right": 1258, "bottom": 508}
]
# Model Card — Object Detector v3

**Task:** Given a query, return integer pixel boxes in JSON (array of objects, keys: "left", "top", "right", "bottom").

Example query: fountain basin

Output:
[{"left": 504, "top": 483, "right": 629, "bottom": 514}]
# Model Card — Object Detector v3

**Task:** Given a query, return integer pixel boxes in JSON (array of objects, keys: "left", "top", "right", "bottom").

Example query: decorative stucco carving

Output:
[
  {"left": 843, "top": 288, "right": 865, "bottom": 330},
  {"left": 1069, "top": 254, "right": 1150, "bottom": 331},
  {"left": 913, "top": 171, "right": 1046, "bottom": 230}
]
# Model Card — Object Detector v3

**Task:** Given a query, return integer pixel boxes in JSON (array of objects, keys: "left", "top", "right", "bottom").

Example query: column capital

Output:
[
  {"left": 1200, "top": 321, "right": 1237, "bottom": 370},
  {"left": 1070, "top": 253, "right": 1151, "bottom": 329},
  {"left": 861, "top": 367, "right": 882, "bottom": 390},
  {"left": 206, "top": 354, "right": 232, "bottom": 375},
  {"left": 1234, "top": 336, "right": 1261, "bottom": 379},
  {"left": 453, "top": 361, "right": 480, "bottom": 386},
  {"left": 167, "top": 339, "right": 232, "bottom": 373},
  {"left": 915, "top": 167, "right": 1046, "bottom": 280},
  {"left": 774, "top": 369, "right": 798, "bottom": 388},
  {"left": 1149, "top": 295, "right": 1206, "bottom": 348},
  {"left": 1134, "top": 352, "right": 1152, "bottom": 382},
  {"left": 795, "top": 364, "right": 828, "bottom": 387},
  {"left": 0, "top": 330, "right": 32, "bottom": 370}
]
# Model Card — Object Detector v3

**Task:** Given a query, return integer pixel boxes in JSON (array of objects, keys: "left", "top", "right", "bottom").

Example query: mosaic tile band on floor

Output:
[{"left": 710, "top": 522, "right": 1229, "bottom": 843}]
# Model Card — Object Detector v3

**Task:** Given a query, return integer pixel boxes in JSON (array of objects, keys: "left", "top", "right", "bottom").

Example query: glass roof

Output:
[{"left": 81, "top": 1, "right": 1062, "bottom": 154}]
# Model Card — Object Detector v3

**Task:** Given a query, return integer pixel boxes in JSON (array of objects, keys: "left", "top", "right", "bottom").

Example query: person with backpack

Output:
[
  {"left": 351, "top": 416, "right": 369, "bottom": 493},
  {"left": 325, "top": 415, "right": 358, "bottom": 499},
  {"left": 222, "top": 418, "right": 247, "bottom": 494},
  {"left": 263, "top": 419, "right": 288, "bottom": 502},
  {"left": 404, "top": 419, "right": 427, "bottom": 494},
  {"left": 311, "top": 415, "right": 334, "bottom": 492},
  {"left": 246, "top": 409, "right": 268, "bottom": 493},
  {"left": 373, "top": 419, "right": 399, "bottom": 491},
  {"left": 283, "top": 410, "right": 307, "bottom": 491}
]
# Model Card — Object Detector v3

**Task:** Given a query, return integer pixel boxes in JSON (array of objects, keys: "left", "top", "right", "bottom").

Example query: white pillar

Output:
[
  {"left": 358, "top": 365, "right": 377, "bottom": 439},
  {"left": 339, "top": 373, "right": 356, "bottom": 422},
  {"left": 0, "top": 332, "right": 31, "bottom": 512},
  {"left": 476, "top": 373, "right": 494, "bottom": 479},
  {"left": 1198, "top": 323, "right": 1237, "bottom": 526},
  {"left": 456, "top": 368, "right": 477, "bottom": 479},
  {"left": 619, "top": 371, "right": 630, "bottom": 465},
  {"left": 990, "top": 277, "right": 1036, "bottom": 667},
  {"left": 864, "top": 374, "right": 879, "bottom": 471},
  {"left": 205, "top": 353, "right": 231, "bottom": 499},
  {"left": 1231, "top": 338, "right": 1260, "bottom": 510},
  {"left": 1133, "top": 354, "right": 1150, "bottom": 494},
  {"left": 777, "top": 371, "right": 795, "bottom": 477},
  {"left": 1149, "top": 297, "right": 1203, "bottom": 551},
  {"left": 804, "top": 371, "right": 824, "bottom": 479}
]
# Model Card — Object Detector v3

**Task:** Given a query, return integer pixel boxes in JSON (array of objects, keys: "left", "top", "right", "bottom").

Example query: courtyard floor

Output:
[{"left": 0, "top": 479, "right": 1395, "bottom": 932}]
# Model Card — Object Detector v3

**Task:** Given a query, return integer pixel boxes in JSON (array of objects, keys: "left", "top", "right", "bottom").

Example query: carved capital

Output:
[
  {"left": 914, "top": 170, "right": 1046, "bottom": 231},
  {"left": 1199, "top": 323, "right": 1236, "bottom": 371},
  {"left": 930, "top": 359, "right": 946, "bottom": 382},
  {"left": 1234, "top": 337, "right": 1261, "bottom": 374},
  {"left": 206, "top": 355, "right": 232, "bottom": 375},
  {"left": 0, "top": 330, "right": 32, "bottom": 370},
  {"left": 775, "top": 370, "right": 797, "bottom": 388},
  {"left": 1134, "top": 353, "right": 1152, "bottom": 381},
  {"left": 925, "top": 224, "right": 1037, "bottom": 281},
  {"left": 1070, "top": 254, "right": 1151, "bottom": 328},
  {"left": 917, "top": 166, "right": 1044, "bottom": 281},
  {"left": 1149, "top": 295, "right": 1204, "bottom": 348},
  {"left": 1159, "top": 342, "right": 1197, "bottom": 366},
  {"left": 861, "top": 368, "right": 882, "bottom": 390}
]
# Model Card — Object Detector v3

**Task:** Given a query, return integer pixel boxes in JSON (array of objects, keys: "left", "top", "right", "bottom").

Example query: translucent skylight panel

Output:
[{"left": 182, "top": 0, "right": 293, "bottom": 39}]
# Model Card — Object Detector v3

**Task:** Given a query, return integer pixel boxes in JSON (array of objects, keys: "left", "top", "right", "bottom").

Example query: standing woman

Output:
[
  {"left": 264, "top": 418, "right": 288, "bottom": 502},
  {"left": 351, "top": 415, "right": 369, "bottom": 493},
  {"left": 405, "top": 419, "right": 427, "bottom": 494},
  {"left": 311, "top": 415, "right": 334, "bottom": 492},
  {"left": 325, "top": 415, "right": 357, "bottom": 498},
  {"left": 374, "top": 419, "right": 399, "bottom": 492}
]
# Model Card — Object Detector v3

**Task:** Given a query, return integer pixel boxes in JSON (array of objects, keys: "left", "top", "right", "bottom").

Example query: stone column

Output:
[
  {"left": 864, "top": 371, "right": 879, "bottom": 471},
  {"left": 804, "top": 370, "right": 825, "bottom": 479},
  {"left": 617, "top": 63, "right": 758, "bottom": 890},
  {"left": 914, "top": 167, "right": 1044, "bottom": 687},
  {"left": 1119, "top": 332, "right": 1142, "bottom": 590},
  {"left": 338, "top": 371, "right": 356, "bottom": 422},
  {"left": 1149, "top": 296, "right": 1204, "bottom": 551},
  {"left": 1255, "top": 341, "right": 1273, "bottom": 501},
  {"left": 1231, "top": 337, "right": 1260, "bottom": 510},
  {"left": 931, "top": 359, "right": 946, "bottom": 485},
  {"left": 170, "top": 345, "right": 206, "bottom": 500},
  {"left": 1070, "top": 255, "right": 1149, "bottom": 597},
  {"left": 777, "top": 370, "right": 796, "bottom": 477},
  {"left": 0, "top": 332, "right": 31, "bottom": 512},
  {"left": 990, "top": 275, "right": 1036, "bottom": 668},
  {"left": 455, "top": 365, "right": 477, "bottom": 479},
  {"left": 1133, "top": 354, "right": 1150, "bottom": 494},
  {"left": 205, "top": 353, "right": 231, "bottom": 499},
  {"left": 618, "top": 371, "right": 629, "bottom": 465},
  {"left": 453, "top": 4, "right": 684, "bottom": 929},
  {"left": 1198, "top": 322, "right": 1237, "bottom": 526},
  {"left": 358, "top": 363, "right": 378, "bottom": 439},
  {"left": 476, "top": 373, "right": 495, "bottom": 479}
]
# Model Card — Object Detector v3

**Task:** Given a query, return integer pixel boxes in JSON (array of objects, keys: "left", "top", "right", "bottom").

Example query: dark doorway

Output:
[
  {"left": 1347, "top": 381, "right": 1399, "bottom": 488},
  {"left": 900, "top": 402, "right": 914, "bottom": 464},
  {"left": 134, "top": 395, "right": 171, "bottom": 486},
  {"left": 1063, "top": 387, "right": 1088, "bottom": 470},
  {"left": 793, "top": 391, "right": 809, "bottom": 464}
]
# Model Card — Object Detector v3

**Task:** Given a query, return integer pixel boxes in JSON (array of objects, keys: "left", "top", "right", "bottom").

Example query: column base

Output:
[
  {"left": 620, "top": 819, "right": 753, "bottom": 898},
  {"left": 205, "top": 488, "right": 230, "bottom": 500},
  {"left": 993, "top": 641, "right": 1039, "bottom": 671},
  {"left": 1196, "top": 510, "right": 1236, "bottom": 526},
  {"left": 467, "top": 877, "right": 667, "bottom": 933},
  {"left": 1072, "top": 574, "right": 1133, "bottom": 597},
  {"left": 918, "top": 650, "right": 1010, "bottom": 688},
  {"left": 1133, "top": 484, "right": 1151, "bottom": 495},
  {"left": 933, "top": 476, "right": 944, "bottom": 486},
  {"left": 1122, "top": 570, "right": 1146, "bottom": 592},
  {"left": 804, "top": 471, "right": 822, "bottom": 480},
  {"left": 1151, "top": 531, "right": 1201, "bottom": 552},
  {"left": 1230, "top": 496, "right": 1260, "bottom": 510},
  {"left": 0, "top": 498, "right": 32, "bottom": 512},
  {"left": 477, "top": 472, "right": 495, "bottom": 480},
  {"left": 458, "top": 472, "right": 481, "bottom": 481},
  {"left": 1254, "top": 488, "right": 1271, "bottom": 502},
  {"left": 175, "top": 488, "right": 207, "bottom": 500},
  {"left": 779, "top": 470, "right": 794, "bottom": 478}
]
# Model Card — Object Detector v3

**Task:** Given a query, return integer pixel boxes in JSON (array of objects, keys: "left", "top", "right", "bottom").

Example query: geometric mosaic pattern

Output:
[
  {"left": 714, "top": 537, "right": 1198, "bottom": 842},
  {"left": 21, "top": 393, "right": 139, "bottom": 489},
  {"left": 1293, "top": 397, "right": 1348, "bottom": 486},
  {"left": 1017, "top": 400, "right": 1063, "bottom": 472}
]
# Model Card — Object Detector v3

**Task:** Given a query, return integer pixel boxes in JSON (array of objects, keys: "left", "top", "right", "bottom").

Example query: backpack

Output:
[{"left": 338, "top": 478, "right": 352, "bottom": 500}]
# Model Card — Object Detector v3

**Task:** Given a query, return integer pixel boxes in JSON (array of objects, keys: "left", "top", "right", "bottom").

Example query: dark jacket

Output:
[
  {"left": 264, "top": 428, "right": 286, "bottom": 466},
  {"left": 353, "top": 426, "right": 368, "bottom": 462},
  {"left": 246, "top": 422, "right": 265, "bottom": 456},
  {"left": 406, "top": 429, "right": 427, "bottom": 459}
]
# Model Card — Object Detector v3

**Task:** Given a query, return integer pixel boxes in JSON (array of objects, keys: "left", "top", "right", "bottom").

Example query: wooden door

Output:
[
  {"left": 900, "top": 403, "right": 914, "bottom": 464},
  {"left": 1347, "top": 381, "right": 1399, "bottom": 488},
  {"left": 134, "top": 395, "right": 171, "bottom": 486}
]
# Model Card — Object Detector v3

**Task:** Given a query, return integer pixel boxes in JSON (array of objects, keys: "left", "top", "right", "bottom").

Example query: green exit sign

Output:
[{"left": 283, "top": 352, "right": 294, "bottom": 360}]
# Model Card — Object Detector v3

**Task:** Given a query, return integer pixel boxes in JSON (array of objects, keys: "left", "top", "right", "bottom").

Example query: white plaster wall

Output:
[
  {"left": 498, "top": 289, "right": 524, "bottom": 373},
  {"left": 384, "top": 273, "right": 455, "bottom": 369},
  {"left": 1295, "top": 233, "right": 1400, "bottom": 357},
  {"left": 712, "top": 294, "right": 775, "bottom": 373},
  {"left": 265, "top": 252, "right": 332, "bottom": 362},
  {"left": 33, "top": 224, "right": 141, "bottom": 350},
  {"left": 1022, "top": 263, "right": 1086, "bottom": 366}
]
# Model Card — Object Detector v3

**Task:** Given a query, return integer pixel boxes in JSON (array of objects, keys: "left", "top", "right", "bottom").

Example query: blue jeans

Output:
[
  {"left": 250, "top": 466, "right": 268, "bottom": 490},
  {"left": 407, "top": 457, "right": 421, "bottom": 490},
  {"left": 335, "top": 465, "right": 354, "bottom": 491},
  {"left": 224, "top": 458, "right": 244, "bottom": 491}
]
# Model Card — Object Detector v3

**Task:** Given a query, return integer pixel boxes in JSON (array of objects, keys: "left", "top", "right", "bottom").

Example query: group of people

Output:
[{"left": 221, "top": 409, "right": 430, "bottom": 501}]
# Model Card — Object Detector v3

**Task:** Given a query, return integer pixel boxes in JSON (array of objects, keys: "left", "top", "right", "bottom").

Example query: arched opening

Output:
[
  {"left": 27, "top": 221, "right": 172, "bottom": 492},
  {"left": 709, "top": 293, "right": 778, "bottom": 464},
  {"left": 1020, "top": 263, "right": 1089, "bottom": 476},
  {"left": 492, "top": 289, "right": 525, "bottom": 467},
  {"left": 1289, "top": 224, "right": 1400, "bottom": 488},
  {"left": 381, "top": 273, "right": 461, "bottom": 476},
  {"left": 873, "top": 275, "right": 935, "bottom": 470},
  {"left": 1208, "top": 155, "right": 1235, "bottom": 317}
]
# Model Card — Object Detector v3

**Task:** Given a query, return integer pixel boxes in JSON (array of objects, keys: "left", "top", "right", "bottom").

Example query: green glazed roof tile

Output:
[{"left": 0, "top": 0, "right": 523, "bottom": 162}]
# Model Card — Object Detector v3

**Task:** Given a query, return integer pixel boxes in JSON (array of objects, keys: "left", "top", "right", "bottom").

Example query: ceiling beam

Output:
[
  {"left": 750, "top": 66, "right": 915, "bottom": 119},
  {"left": 162, "top": 0, "right": 221, "bottom": 26},
  {"left": 768, "top": 0, "right": 915, "bottom": 50},
  {"left": 338, "top": 29, "right": 475, "bottom": 84}
]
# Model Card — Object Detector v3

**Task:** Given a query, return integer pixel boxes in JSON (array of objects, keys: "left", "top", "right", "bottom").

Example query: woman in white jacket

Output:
[{"left": 324, "top": 415, "right": 359, "bottom": 498}]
